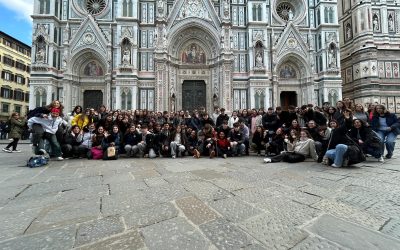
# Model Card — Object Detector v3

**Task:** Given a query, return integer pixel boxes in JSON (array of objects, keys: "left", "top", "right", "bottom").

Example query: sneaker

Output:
[
  {"left": 331, "top": 164, "right": 340, "bottom": 168},
  {"left": 322, "top": 156, "right": 329, "bottom": 165},
  {"left": 56, "top": 156, "right": 64, "bottom": 161},
  {"left": 2, "top": 148, "right": 11, "bottom": 153},
  {"left": 385, "top": 153, "right": 392, "bottom": 159},
  {"left": 12, "top": 150, "right": 21, "bottom": 153},
  {"left": 263, "top": 158, "right": 272, "bottom": 163},
  {"left": 223, "top": 154, "right": 227, "bottom": 159},
  {"left": 210, "top": 150, "right": 215, "bottom": 159},
  {"left": 39, "top": 149, "right": 48, "bottom": 155},
  {"left": 172, "top": 155, "right": 176, "bottom": 159},
  {"left": 378, "top": 156, "right": 384, "bottom": 163}
]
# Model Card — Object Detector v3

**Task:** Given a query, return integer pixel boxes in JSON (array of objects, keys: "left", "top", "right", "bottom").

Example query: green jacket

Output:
[{"left": 9, "top": 118, "right": 26, "bottom": 139}]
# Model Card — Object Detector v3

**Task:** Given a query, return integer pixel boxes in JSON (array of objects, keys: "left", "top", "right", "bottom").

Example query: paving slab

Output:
[
  {"left": 176, "top": 196, "right": 219, "bottom": 225},
  {"left": 240, "top": 214, "right": 308, "bottom": 249},
  {"left": 306, "top": 214, "right": 400, "bottom": 250},
  {"left": 199, "top": 218, "right": 256, "bottom": 250},
  {"left": 0, "top": 225, "right": 76, "bottom": 250},
  {"left": 140, "top": 217, "right": 210, "bottom": 250},
  {"left": 123, "top": 202, "right": 179, "bottom": 229},
  {"left": 0, "top": 208, "right": 42, "bottom": 241},
  {"left": 291, "top": 236, "right": 347, "bottom": 250},
  {"left": 75, "top": 216, "right": 125, "bottom": 247},
  {"left": 381, "top": 219, "right": 400, "bottom": 240},
  {"left": 182, "top": 180, "right": 232, "bottom": 201},
  {"left": 209, "top": 197, "right": 263, "bottom": 223},
  {"left": 76, "top": 229, "right": 145, "bottom": 250}
]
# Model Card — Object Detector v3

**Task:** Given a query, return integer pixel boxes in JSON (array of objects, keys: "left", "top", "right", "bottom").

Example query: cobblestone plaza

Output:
[{"left": 0, "top": 143, "right": 399, "bottom": 249}]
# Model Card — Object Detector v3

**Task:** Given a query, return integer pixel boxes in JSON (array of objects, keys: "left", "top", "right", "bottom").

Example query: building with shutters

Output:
[
  {"left": 30, "top": 0, "right": 342, "bottom": 113},
  {"left": 339, "top": 0, "right": 400, "bottom": 113},
  {"left": 0, "top": 31, "right": 31, "bottom": 121}
]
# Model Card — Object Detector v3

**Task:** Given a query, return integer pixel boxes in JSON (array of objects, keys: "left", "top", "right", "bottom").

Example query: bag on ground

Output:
[{"left": 27, "top": 155, "right": 49, "bottom": 168}]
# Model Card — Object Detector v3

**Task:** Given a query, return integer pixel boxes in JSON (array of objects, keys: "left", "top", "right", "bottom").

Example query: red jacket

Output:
[{"left": 217, "top": 138, "right": 230, "bottom": 149}]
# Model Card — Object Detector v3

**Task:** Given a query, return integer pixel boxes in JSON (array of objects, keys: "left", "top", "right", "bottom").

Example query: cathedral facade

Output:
[
  {"left": 30, "top": 0, "right": 342, "bottom": 113},
  {"left": 339, "top": 0, "right": 400, "bottom": 113}
]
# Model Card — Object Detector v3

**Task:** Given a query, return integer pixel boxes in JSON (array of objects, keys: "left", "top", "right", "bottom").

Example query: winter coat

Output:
[
  {"left": 9, "top": 118, "right": 26, "bottom": 139},
  {"left": 371, "top": 113, "right": 400, "bottom": 135}
]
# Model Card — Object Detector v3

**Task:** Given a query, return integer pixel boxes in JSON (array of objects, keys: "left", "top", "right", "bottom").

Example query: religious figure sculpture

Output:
[
  {"left": 36, "top": 48, "right": 45, "bottom": 63},
  {"left": 122, "top": 49, "right": 131, "bottom": 65},
  {"left": 388, "top": 15, "right": 394, "bottom": 31},
  {"left": 255, "top": 52, "right": 263, "bottom": 68},
  {"left": 157, "top": 0, "right": 165, "bottom": 18},
  {"left": 288, "top": 9, "right": 294, "bottom": 21},
  {"left": 223, "top": 0, "right": 230, "bottom": 19},
  {"left": 328, "top": 47, "right": 336, "bottom": 68},
  {"left": 373, "top": 16, "right": 379, "bottom": 31}
]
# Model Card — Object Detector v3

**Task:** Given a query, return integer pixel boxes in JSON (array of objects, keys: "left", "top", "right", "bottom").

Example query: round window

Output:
[
  {"left": 276, "top": 2, "right": 294, "bottom": 21},
  {"left": 86, "top": 0, "right": 106, "bottom": 15}
]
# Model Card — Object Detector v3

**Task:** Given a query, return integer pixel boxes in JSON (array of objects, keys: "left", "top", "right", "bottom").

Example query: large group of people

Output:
[{"left": 2, "top": 98, "right": 399, "bottom": 168}]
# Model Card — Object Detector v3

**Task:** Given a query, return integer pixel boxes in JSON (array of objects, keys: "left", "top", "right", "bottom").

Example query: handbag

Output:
[
  {"left": 344, "top": 135, "right": 366, "bottom": 165},
  {"left": 104, "top": 146, "right": 118, "bottom": 160},
  {"left": 91, "top": 147, "right": 103, "bottom": 160}
]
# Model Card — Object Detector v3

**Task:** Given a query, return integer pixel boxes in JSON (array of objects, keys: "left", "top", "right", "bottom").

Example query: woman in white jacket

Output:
[{"left": 264, "top": 130, "right": 318, "bottom": 163}]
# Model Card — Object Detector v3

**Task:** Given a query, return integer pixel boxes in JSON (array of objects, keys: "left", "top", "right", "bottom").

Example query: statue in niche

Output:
[
  {"left": 388, "top": 15, "right": 394, "bottom": 31},
  {"left": 328, "top": 44, "right": 337, "bottom": 68},
  {"left": 346, "top": 24, "right": 352, "bottom": 39},
  {"left": 255, "top": 52, "right": 263, "bottom": 68},
  {"left": 36, "top": 48, "right": 45, "bottom": 63},
  {"left": 223, "top": 0, "right": 230, "bottom": 18},
  {"left": 373, "top": 15, "right": 380, "bottom": 31},
  {"left": 157, "top": 0, "right": 165, "bottom": 17},
  {"left": 122, "top": 49, "right": 131, "bottom": 65}
]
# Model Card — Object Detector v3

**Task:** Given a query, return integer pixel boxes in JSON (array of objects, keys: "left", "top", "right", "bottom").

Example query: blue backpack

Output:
[{"left": 27, "top": 155, "right": 49, "bottom": 168}]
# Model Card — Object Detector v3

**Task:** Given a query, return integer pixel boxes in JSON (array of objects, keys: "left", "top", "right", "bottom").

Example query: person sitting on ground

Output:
[
  {"left": 170, "top": 125, "right": 187, "bottom": 158},
  {"left": 265, "top": 127, "right": 285, "bottom": 156},
  {"left": 102, "top": 125, "right": 122, "bottom": 159},
  {"left": 123, "top": 124, "right": 141, "bottom": 157},
  {"left": 348, "top": 119, "right": 384, "bottom": 162},
  {"left": 203, "top": 123, "right": 217, "bottom": 158},
  {"left": 263, "top": 130, "right": 317, "bottom": 163},
  {"left": 61, "top": 125, "right": 83, "bottom": 158},
  {"left": 251, "top": 125, "right": 267, "bottom": 156},
  {"left": 229, "top": 123, "right": 246, "bottom": 156}
]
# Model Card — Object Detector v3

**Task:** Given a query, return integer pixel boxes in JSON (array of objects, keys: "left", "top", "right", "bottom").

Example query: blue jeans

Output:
[
  {"left": 42, "top": 132, "right": 62, "bottom": 157},
  {"left": 376, "top": 130, "right": 397, "bottom": 157},
  {"left": 325, "top": 144, "right": 348, "bottom": 167}
]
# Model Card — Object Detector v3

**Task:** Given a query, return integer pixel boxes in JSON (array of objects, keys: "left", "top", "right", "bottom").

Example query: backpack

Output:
[
  {"left": 27, "top": 155, "right": 49, "bottom": 168},
  {"left": 3, "top": 119, "right": 11, "bottom": 133}
]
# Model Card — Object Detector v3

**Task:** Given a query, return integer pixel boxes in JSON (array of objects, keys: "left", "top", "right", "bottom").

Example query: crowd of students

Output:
[{"left": 2, "top": 99, "right": 399, "bottom": 168}]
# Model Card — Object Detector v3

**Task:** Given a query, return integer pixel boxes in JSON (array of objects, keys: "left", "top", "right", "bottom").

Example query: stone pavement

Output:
[{"left": 1, "top": 143, "right": 400, "bottom": 250}]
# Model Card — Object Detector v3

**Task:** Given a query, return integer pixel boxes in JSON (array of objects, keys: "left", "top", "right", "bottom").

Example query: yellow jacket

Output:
[{"left": 71, "top": 114, "right": 90, "bottom": 129}]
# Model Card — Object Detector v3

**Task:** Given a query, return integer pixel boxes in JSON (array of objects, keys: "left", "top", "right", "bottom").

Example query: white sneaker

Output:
[
  {"left": 57, "top": 156, "right": 64, "bottom": 161},
  {"left": 263, "top": 158, "right": 272, "bottom": 163},
  {"left": 331, "top": 164, "right": 340, "bottom": 168},
  {"left": 172, "top": 155, "right": 176, "bottom": 159},
  {"left": 2, "top": 148, "right": 11, "bottom": 153},
  {"left": 12, "top": 150, "right": 21, "bottom": 153},
  {"left": 378, "top": 156, "right": 384, "bottom": 163}
]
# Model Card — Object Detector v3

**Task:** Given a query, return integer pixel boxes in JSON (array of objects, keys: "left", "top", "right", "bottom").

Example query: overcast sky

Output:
[{"left": 0, "top": 0, "right": 33, "bottom": 45}]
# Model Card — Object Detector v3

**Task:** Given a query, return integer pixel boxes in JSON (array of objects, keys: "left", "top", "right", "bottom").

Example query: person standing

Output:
[{"left": 2, "top": 112, "right": 26, "bottom": 153}]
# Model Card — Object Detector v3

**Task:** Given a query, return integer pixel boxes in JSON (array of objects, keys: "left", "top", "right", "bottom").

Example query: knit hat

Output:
[{"left": 51, "top": 108, "right": 61, "bottom": 114}]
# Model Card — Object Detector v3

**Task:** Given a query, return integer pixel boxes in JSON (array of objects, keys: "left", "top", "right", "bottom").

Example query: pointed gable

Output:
[
  {"left": 69, "top": 15, "right": 109, "bottom": 57},
  {"left": 275, "top": 22, "right": 310, "bottom": 59},
  {"left": 167, "top": 0, "right": 221, "bottom": 30}
]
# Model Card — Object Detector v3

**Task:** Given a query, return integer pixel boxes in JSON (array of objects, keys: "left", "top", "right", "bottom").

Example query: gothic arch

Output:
[{"left": 168, "top": 19, "right": 220, "bottom": 58}]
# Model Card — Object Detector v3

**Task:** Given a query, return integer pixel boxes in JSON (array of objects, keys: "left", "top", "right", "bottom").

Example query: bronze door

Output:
[
  {"left": 182, "top": 81, "right": 206, "bottom": 111},
  {"left": 280, "top": 91, "right": 297, "bottom": 111},
  {"left": 83, "top": 90, "right": 103, "bottom": 109}
]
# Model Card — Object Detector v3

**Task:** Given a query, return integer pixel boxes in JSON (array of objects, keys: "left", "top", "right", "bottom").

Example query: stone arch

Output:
[{"left": 168, "top": 19, "right": 220, "bottom": 59}]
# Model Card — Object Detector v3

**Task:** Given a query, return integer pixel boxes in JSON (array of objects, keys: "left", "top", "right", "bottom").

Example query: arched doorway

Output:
[{"left": 182, "top": 80, "right": 206, "bottom": 111}]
